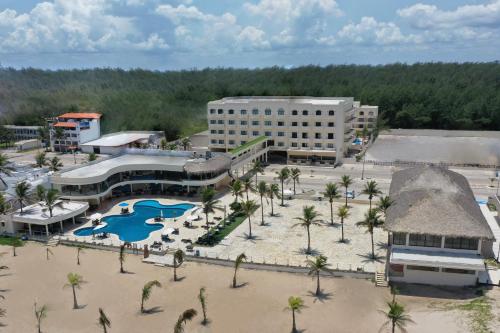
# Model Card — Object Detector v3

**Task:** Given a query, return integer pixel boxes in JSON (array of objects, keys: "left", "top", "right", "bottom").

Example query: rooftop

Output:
[
  {"left": 385, "top": 166, "right": 495, "bottom": 239},
  {"left": 54, "top": 122, "right": 77, "bottom": 128},
  {"left": 391, "top": 248, "right": 485, "bottom": 270},
  {"left": 58, "top": 113, "right": 102, "bottom": 119},
  {"left": 80, "top": 131, "right": 162, "bottom": 147},
  {"left": 12, "top": 200, "right": 89, "bottom": 225},
  {"left": 209, "top": 96, "right": 351, "bottom": 106}
]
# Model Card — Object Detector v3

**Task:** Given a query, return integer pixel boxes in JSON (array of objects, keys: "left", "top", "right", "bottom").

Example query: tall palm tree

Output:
[
  {"left": 173, "top": 249, "right": 184, "bottom": 282},
  {"left": 362, "top": 180, "right": 382, "bottom": 210},
  {"left": 241, "top": 177, "right": 254, "bottom": 200},
  {"left": 49, "top": 156, "right": 63, "bottom": 172},
  {"left": 198, "top": 287, "right": 208, "bottom": 325},
  {"left": 0, "top": 152, "right": 14, "bottom": 187},
  {"left": 34, "top": 302, "right": 48, "bottom": 333},
  {"left": 250, "top": 160, "right": 264, "bottom": 183},
  {"left": 337, "top": 206, "right": 350, "bottom": 242},
  {"left": 98, "top": 308, "right": 111, "bottom": 333},
  {"left": 356, "top": 209, "right": 384, "bottom": 259},
  {"left": 64, "top": 273, "right": 84, "bottom": 309},
  {"left": 44, "top": 189, "right": 60, "bottom": 218},
  {"left": 256, "top": 181, "right": 268, "bottom": 226},
  {"left": 240, "top": 200, "right": 257, "bottom": 238},
  {"left": 323, "top": 183, "right": 340, "bottom": 225},
  {"left": 293, "top": 206, "right": 322, "bottom": 254},
  {"left": 228, "top": 180, "right": 243, "bottom": 203},
  {"left": 379, "top": 301, "right": 414, "bottom": 333},
  {"left": 266, "top": 183, "right": 280, "bottom": 216},
  {"left": 275, "top": 167, "right": 290, "bottom": 206},
  {"left": 54, "top": 127, "right": 64, "bottom": 152},
  {"left": 119, "top": 244, "right": 126, "bottom": 273},
  {"left": 306, "top": 255, "right": 331, "bottom": 296},
  {"left": 36, "top": 184, "right": 46, "bottom": 202},
  {"left": 35, "top": 151, "right": 48, "bottom": 168},
  {"left": 76, "top": 246, "right": 84, "bottom": 265},
  {"left": 377, "top": 196, "right": 393, "bottom": 217},
  {"left": 286, "top": 296, "right": 305, "bottom": 333},
  {"left": 339, "top": 175, "right": 353, "bottom": 208},
  {"left": 15, "top": 181, "right": 31, "bottom": 215},
  {"left": 140, "top": 280, "right": 162, "bottom": 313},
  {"left": 201, "top": 187, "right": 222, "bottom": 230},
  {"left": 290, "top": 168, "right": 301, "bottom": 194},
  {"left": 232, "top": 253, "right": 247, "bottom": 288},
  {"left": 174, "top": 309, "right": 197, "bottom": 333}
]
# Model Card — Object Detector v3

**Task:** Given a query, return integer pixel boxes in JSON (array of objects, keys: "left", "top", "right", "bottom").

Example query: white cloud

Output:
[
  {"left": 244, "top": 0, "right": 342, "bottom": 21},
  {"left": 155, "top": 4, "right": 209, "bottom": 24},
  {"left": 237, "top": 26, "right": 270, "bottom": 49}
]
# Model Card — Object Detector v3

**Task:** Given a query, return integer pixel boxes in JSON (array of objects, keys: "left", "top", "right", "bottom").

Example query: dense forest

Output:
[{"left": 1, "top": 63, "right": 499, "bottom": 140}]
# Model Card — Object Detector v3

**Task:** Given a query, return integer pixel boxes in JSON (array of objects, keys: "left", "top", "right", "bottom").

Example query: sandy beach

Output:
[{"left": 1, "top": 242, "right": 495, "bottom": 333}]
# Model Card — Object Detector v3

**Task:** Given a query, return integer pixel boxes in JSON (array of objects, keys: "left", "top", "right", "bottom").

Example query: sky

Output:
[{"left": 0, "top": 0, "right": 500, "bottom": 69}]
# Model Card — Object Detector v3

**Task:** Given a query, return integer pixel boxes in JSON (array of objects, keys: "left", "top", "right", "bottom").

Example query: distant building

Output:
[
  {"left": 80, "top": 131, "right": 164, "bottom": 155},
  {"left": 385, "top": 166, "right": 495, "bottom": 286},
  {"left": 4, "top": 125, "right": 41, "bottom": 141},
  {"left": 353, "top": 101, "right": 378, "bottom": 131},
  {"left": 49, "top": 113, "right": 102, "bottom": 152},
  {"left": 14, "top": 139, "right": 42, "bottom": 151}
]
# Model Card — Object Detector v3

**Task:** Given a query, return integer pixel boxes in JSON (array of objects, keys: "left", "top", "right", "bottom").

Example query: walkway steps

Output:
[
  {"left": 375, "top": 271, "right": 388, "bottom": 287},
  {"left": 47, "top": 238, "right": 59, "bottom": 247}
]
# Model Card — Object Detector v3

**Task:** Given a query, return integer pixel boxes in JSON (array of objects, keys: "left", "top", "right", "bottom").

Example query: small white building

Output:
[
  {"left": 14, "top": 139, "right": 42, "bottom": 151},
  {"left": 385, "top": 166, "right": 495, "bottom": 286},
  {"left": 49, "top": 113, "right": 102, "bottom": 152},
  {"left": 80, "top": 131, "right": 164, "bottom": 155}
]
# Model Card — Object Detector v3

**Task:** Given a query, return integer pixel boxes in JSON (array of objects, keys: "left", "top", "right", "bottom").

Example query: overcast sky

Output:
[{"left": 1, "top": 0, "right": 499, "bottom": 69}]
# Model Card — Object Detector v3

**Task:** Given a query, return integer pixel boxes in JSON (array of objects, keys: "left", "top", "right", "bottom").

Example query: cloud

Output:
[{"left": 244, "top": 0, "right": 342, "bottom": 21}]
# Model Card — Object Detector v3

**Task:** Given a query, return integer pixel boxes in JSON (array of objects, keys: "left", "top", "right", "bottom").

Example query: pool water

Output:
[{"left": 74, "top": 200, "right": 195, "bottom": 242}]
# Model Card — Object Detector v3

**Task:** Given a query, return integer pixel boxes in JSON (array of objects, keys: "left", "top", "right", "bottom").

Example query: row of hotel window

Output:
[
  {"left": 210, "top": 140, "right": 335, "bottom": 148},
  {"left": 210, "top": 109, "right": 336, "bottom": 116},
  {"left": 211, "top": 130, "right": 335, "bottom": 139},
  {"left": 405, "top": 265, "right": 475, "bottom": 275},
  {"left": 209, "top": 120, "right": 337, "bottom": 126},
  {"left": 392, "top": 233, "right": 479, "bottom": 250}
]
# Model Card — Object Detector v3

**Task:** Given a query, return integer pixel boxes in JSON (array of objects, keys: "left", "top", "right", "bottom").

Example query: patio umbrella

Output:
[{"left": 90, "top": 213, "right": 102, "bottom": 220}]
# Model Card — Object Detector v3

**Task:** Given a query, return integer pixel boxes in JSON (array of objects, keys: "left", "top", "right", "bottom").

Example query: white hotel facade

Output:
[{"left": 207, "top": 97, "right": 377, "bottom": 164}]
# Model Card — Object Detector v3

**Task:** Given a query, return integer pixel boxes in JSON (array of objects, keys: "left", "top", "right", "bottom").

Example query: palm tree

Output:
[
  {"left": 34, "top": 302, "right": 48, "bottom": 333},
  {"left": 0, "top": 152, "right": 14, "bottom": 187},
  {"left": 250, "top": 160, "right": 264, "bottom": 183},
  {"left": 36, "top": 184, "right": 46, "bottom": 202},
  {"left": 35, "top": 151, "right": 48, "bottom": 168},
  {"left": 201, "top": 187, "right": 222, "bottom": 230},
  {"left": 240, "top": 200, "right": 257, "bottom": 239},
  {"left": 306, "top": 255, "right": 331, "bottom": 296},
  {"left": 0, "top": 193, "right": 6, "bottom": 216},
  {"left": 119, "top": 244, "right": 126, "bottom": 273},
  {"left": 228, "top": 180, "right": 243, "bottom": 203},
  {"left": 362, "top": 180, "right": 382, "bottom": 210},
  {"left": 64, "top": 272, "right": 84, "bottom": 309},
  {"left": 88, "top": 152, "right": 97, "bottom": 162},
  {"left": 290, "top": 168, "right": 301, "bottom": 194},
  {"left": 293, "top": 206, "right": 322, "bottom": 254},
  {"left": 44, "top": 189, "right": 60, "bottom": 217},
  {"left": 166, "top": 142, "right": 178, "bottom": 150},
  {"left": 266, "top": 183, "right": 280, "bottom": 216},
  {"left": 174, "top": 309, "right": 197, "bottom": 333},
  {"left": 339, "top": 175, "right": 353, "bottom": 207},
  {"left": 77, "top": 246, "right": 84, "bottom": 265},
  {"left": 377, "top": 196, "right": 393, "bottom": 217},
  {"left": 46, "top": 248, "right": 54, "bottom": 260},
  {"left": 241, "top": 177, "right": 254, "bottom": 200},
  {"left": 160, "top": 138, "right": 167, "bottom": 150},
  {"left": 180, "top": 137, "right": 191, "bottom": 150},
  {"left": 337, "top": 206, "right": 350, "bottom": 242},
  {"left": 232, "top": 253, "right": 246, "bottom": 288},
  {"left": 198, "top": 287, "right": 208, "bottom": 325},
  {"left": 54, "top": 127, "right": 64, "bottom": 152},
  {"left": 356, "top": 209, "right": 384, "bottom": 259},
  {"left": 379, "top": 301, "right": 414, "bottom": 333},
  {"left": 323, "top": 183, "right": 340, "bottom": 225},
  {"left": 286, "top": 296, "right": 305, "bottom": 333},
  {"left": 15, "top": 180, "right": 31, "bottom": 215},
  {"left": 49, "top": 156, "right": 63, "bottom": 172},
  {"left": 275, "top": 167, "right": 290, "bottom": 206},
  {"left": 173, "top": 249, "right": 184, "bottom": 282},
  {"left": 256, "top": 181, "right": 268, "bottom": 226},
  {"left": 140, "top": 280, "right": 162, "bottom": 313},
  {"left": 98, "top": 308, "right": 111, "bottom": 333}
]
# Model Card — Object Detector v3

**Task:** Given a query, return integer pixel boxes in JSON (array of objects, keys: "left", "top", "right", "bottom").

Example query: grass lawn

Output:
[{"left": 0, "top": 236, "right": 24, "bottom": 247}]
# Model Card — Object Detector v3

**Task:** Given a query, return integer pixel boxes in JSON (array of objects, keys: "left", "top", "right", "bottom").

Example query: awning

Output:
[
  {"left": 89, "top": 213, "right": 102, "bottom": 220},
  {"left": 54, "top": 122, "right": 77, "bottom": 128},
  {"left": 390, "top": 247, "right": 485, "bottom": 271}
]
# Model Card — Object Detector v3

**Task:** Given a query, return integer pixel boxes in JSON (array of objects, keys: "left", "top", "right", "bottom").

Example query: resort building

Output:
[
  {"left": 207, "top": 97, "right": 376, "bottom": 164},
  {"left": 3, "top": 125, "right": 42, "bottom": 141},
  {"left": 385, "top": 166, "right": 495, "bottom": 286},
  {"left": 49, "top": 112, "right": 102, "bottom": 152},
  {"left": 49, "top": 149, "right": 232, "bottom": 207},
  {"left": 80, "top": 131, "right": 164, "bottom": 155},
  {"left": 353, "top": 101, "right": 378, "bottom": 131}
]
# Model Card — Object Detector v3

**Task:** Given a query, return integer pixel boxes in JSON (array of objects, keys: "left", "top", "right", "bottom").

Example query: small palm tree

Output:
[
  {"left": 198, "top": 287, "right": 208, "bottom": 325},
  {"left": 250, "top": 160, "right": 264, "bottom": 183},
  {"left": 36, "top": 184, "right": 46, "bottom": 202},
  {"left": 256, "top": 181, "right": 268, "bottom": 226},
  {"left": 266, "top": 183, "right": 280, "bottom": 216},
  {"left": 290, "top": 168, "right": 301, "bottom": 194},
  {"left": 160, "top": 138, "right": 167, "bottom": 150},
  {"left": 362, "top": 180, "right": 382, "bottom": 210},
  {"left": 140, "top": 280, "right": 162, "bottom": 313},
  {"left": 173, "top": 249, "right": 184, "bottom": 282},
  {"left": 166, "top": 142, "right": 178, "bottom": 150},
  {"left": 241, "top": 177, "right": 254, "bottom": 200},
  {"left": 228, "top": 180, "right": 243, "bottom": 203},
  {"left": 201, "top": 187, "right": 223, "bottom": 230},
  {"left": 0, "top": 193, "right": 6, "bottom": 216},
  {"left": 356, "top": 209, "right": 384, "bottom": 259},
  {"left": 286, "top": 296, "right": 305, "bottom": 333},
  {"left": 180, "top": 137, "right": 191, "bottom": 150},
  {"left": 44, "top": 189, "right": 60, "bottom": 217},
  {"left": 240, "top": 200, "right": 257, "bottom": 239},
  {"left": 323, "top": 183, "right": 340, "bottom": 225},
  {"left": 275, "top": 167, "right": 290, "bottom": 206},
  {"left": 46, "top": 248, "right": 54, "bottom": 260},
  {"left": 76, "top": 246, "right": 84, "bottom": 265},
  {"left": 88, "top": 152, "right": 97, "bottom": 162},
  {"left": 34, "top": 302, "right": 48, "bottom": 333},
  {"left": 293, "top": 206, "right": 322, "bottom": 254},
  {"left": 15, "top": 180, "right": 31, "bottom": 215},
  {"left": 377, "top": 196, "right": 393, "bottom": 217},
  {"left": 64, "top": 273, "right": 84, "bottom": 309},
  {"left": 0, "top": 153, "right": 14, "bottom": 187},
  {"left": 379, "top": 301, "right": 414, "bottom": 333},
  {"left": 49, "top": 156, "right": 63, "bottom": 172},
  {"left": 232, "top": 253, "right": 246, "bottom": 288},
  {"left": 119, "top": 244, "right": 126, "bottom": 273},
  {"left": 35, "top": 151, "right": 48, "bottom": 168},
  {"left": 174, "top": 308, "right": 197, "bottom": 333},
  {"left": 339, "top": 175, "right": 353, "bottom": 207},
  {"left": 306, "top": 255, "right": 331, "bottom": 296},
  {"left": 54, "top": 127, "right": 64, "bottom": 151},
  {"left": 337, "top": 206, "right": 350, "bottom": 242},
  {"left": 98, "top": 308, "right": 111, "bottom": 333}
]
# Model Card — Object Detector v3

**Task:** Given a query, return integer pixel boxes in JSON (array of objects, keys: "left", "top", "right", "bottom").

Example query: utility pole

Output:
[
  {"left": 361, "top": 152, "right": 366, "bottom": 180},
  {"left": 496, "top": 170, "right": 499, "bottom": 196}
]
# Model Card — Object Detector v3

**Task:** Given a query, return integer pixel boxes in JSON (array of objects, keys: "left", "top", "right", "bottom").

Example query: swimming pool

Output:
[{"left": 74, "top": 200, "right": 195, "bottom": 242}]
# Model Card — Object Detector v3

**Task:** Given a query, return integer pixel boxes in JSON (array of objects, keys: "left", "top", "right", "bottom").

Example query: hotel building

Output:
[
  {"left": 353, "top": 101, "right": 378, "bottom": 130},
  {"left": 207, "top": 97, "right": 377, "bottom": 164},
  {"left": 49, "top": 113, "right": 102, "bottom": 152}
]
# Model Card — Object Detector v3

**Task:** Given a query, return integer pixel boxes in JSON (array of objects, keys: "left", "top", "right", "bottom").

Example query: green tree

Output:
[
  {"left": 241, "top": 177, "right": 254, "bottom": 201},
  {"left": 337, "top": 206, "right": 350, "bottom": 243},
  {"left": 49, "top": 156, "right": 63, "bottom": 172},
  {"left": 159, "top": 138, "right": 167, "bottom": 150},
  {"left": 232, "top": 253, "right": 247, "bottom": 288},
  {"left": 36, "top": 184, "right": 46, "bottom": 202},
  {"left": 0, "top": 193, "right": 7, "bottom": 216},
  {"left": 362, "top": 180, "right": 382, "bottom": 210},
  {"left": 119, "top": 244, "right": 126, "bottom": 273},
  {"left": 293, "top": 206, "right": 322, "bottom": 254},
  {"left": 306, "top": 255, "right": 331, "bottom": 296},
  {"left": 173, "top": 249, "right": 184, "bottom": 282},
  {"left": 198, "top": 287, "right": 208, "bottom": 325},
  {"left": 228, "top": 180, "right": 243, "bottom": 203},
  {"left": 379, "top": 301, "right": 414, "bottom": 333},
  {"left": 339, "top": 175, "right": 353, "bottom": 208},
  {"left": 15, "top": 181, "right": 31, "bottom": 215},
  {"left": 54, "top": 127, "right": 64, "bottom": 152},
  {"left": 323, "top": 183, "right": 340, "bottom": 225},
  {"left": 43, "top": 189, "right": 60, "bottom": 217},
  {"left": 240, "top": 200, "right": 257, "bottom": 239},
  {"left": 266, "top": 183, "right": 280, "bottom": 217},
  {"left": 35, "top": 151, "right": 48, "bottom": 168},
  {"left": 88, "top": 152, "right": 97, "bottom": 162},
  {"left": 180, "top": 137, "right": 191, "bottom": 150},
  {"left": 256, "top": 181, "right": 268, "bottom": 226},
  {"left": 174, "top": 309, "right": 197, "bottom": 333},
  {"left": 98, "top": 308, "right": 111, "bottom": 333},
  {"left": 140, "top": 280, "right": 162, "bottom": 313},
  {"left": 34, "top": 302, "right": 48, "bottom": 333},
  {"left": 290, "top": 168, "right": 301, "bottom": 194},
  {"left": 250, "top": 160, "right": 264, "bottom": 184},
  {"left": 275, "top": 167, "right": 290, "bottom": 206},
  {"left": 0, "top": 153, "right": 14, "bottom": 188},
  {"left": 286, "top": 296, "right": 305, "bottom": 333},
  {"left": 201, "top": 187, "right": 222, "bottom": 230},
  {"left": 64, "top": 273, "right": 84, "bottom": 309},
  {"left": 356, "top": 209, "right": 384, "bottom": 259},
  {"left": 377, "top": 196, "right": 393, "bottom": 217}
]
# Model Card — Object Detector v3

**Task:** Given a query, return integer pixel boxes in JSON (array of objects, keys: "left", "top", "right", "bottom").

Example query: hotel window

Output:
[
  {"left": 228, "top": 120, "right": 235, "bottom": 125},
  {"left": 217, "top": 120, "right": 224, "bottom": 124},
  {"left": 329, "top": 110, "right": 334, "bottom": 116},
  {"left": 210, "top": 130, "right": 217, "bottom": 134},
  {"left": 217, "top": 109, "right": 223, "bottom": 114},
  {"left": 327, "top": 143, "right": 334, "bottom": 149},
  {"left": 314, "top": 143, "right": 322, "bottom": 148},
  {"left": 241, "top": 109, "right": 247, "bottom": 115},
  {"left": 315, "top": 122, "right": 322, "bottom": 127},
  {"left": 302, "top": 122, "right": 308, "bottom": 127},
  {"left": 252, "top": 108, "right": 259, "bottom": 115},
  {"left": 241, "top": 120, "right": 248, "bottom": 125},
  {"left": 218, "top": 140, "right": 224, "bottom": 144},
  {"left": 392, "top": 233, "right": 407, "bottom": 245},
  {"left": 302, "top": 133, "right": 308, "bottom": 139},
  {"left": 228, "top": 130, "right": 235, "bottom": 135},
  {"left": 265, "top": 131, "right": 272, "bottom": 136},
  {"left": 328, "top": 122, "right": 334, "bottom": 127},
  {"left": 328, "top": 133, "right": 334, "bottom": 139},
  {"left": 359, "top": 111, "right": 364, "bottom": 116},
  {"left": 218, "top": 130, "right": 224, "bottom": 134},
  {"left": 302, "top": 110, "right": 308, "bottom": 116},
  {"left": 277, "top": 132, "right": 285, "bottom": 137},
  {"left": 241, "top": 141, "right": 247, "bottom": 145},
  {"left": 409, "top": 234, "right": 441, "bottom": 248},
  {"left": 316, "top": 110, "right": 322, "bottom": 116},
  {"left": 291, "top": 142, "right": 298, "bottom": 147},
  {"left": 228, "top": 109, "right": 234, "bottom": 115},
  {"left": 292, "top": 122, "right": 298, "bottom": 127},
  {"left": 210, "top": 109, "right": 216, "bottom": 114},
  {"left": 278, "top": 121, "right": 285, "bottom": 127},
  {"left": 252, "top": 131, "right": 260, "bottom": 136},
  {"left": 265, "top": 108, "right": 272, "bottom": 115},
  {"left": 406, "top": 265, "right": 439, "bottom": 272},
  {"left": 210, "top": 139, "right": 217, "bottom": 144},
  {"left": 315, "top": 133, "right": 321, "bottom": 139},
  {"left": 292, "top": 110, "right": 298, "bottom": 115},
  {"left": 252, "top": 121, "right": 260, "bottom": 126},
  {"left": 291, "top": 132, "right": 298, "bottom": 138},
  {"left": 302, "top": 143, "right": 308, "bottom": 148},
  {"left": 444, "top": 237, "right": 479, "bottom": 250},
  {"left": 264, "top": 121, "right": 272, "bottom": 126},
  {"left": 369, "top": 111, "right": 374, "bottom": 116},
  {"left": 241, "top": 130, "right": 247, "bottom": 135},
  {"left": 277, "top": 142, "right": 285, "bottom": 147},
  {"left": 442, "top": 268, "right": 475, "bottom": 275},
  {"left": 278, "top": 108, "right": 285, "bottom": 115},
  {"left": 229, "top": 140, "right": 235, "bottom": 145},
  {"left": 210, "top": 120, "right": 216, "bottom": 124}
]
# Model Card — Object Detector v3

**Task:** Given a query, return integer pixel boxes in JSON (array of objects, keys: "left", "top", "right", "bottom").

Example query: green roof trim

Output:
[{"left": 230, "top": 135, "right": 267, "bottom": 155}]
